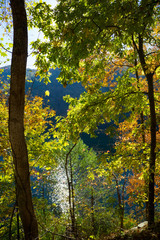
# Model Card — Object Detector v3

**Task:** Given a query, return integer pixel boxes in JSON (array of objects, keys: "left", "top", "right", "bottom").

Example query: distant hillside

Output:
[
  {"left": 0, "top": 66, "right": 84, "bottom": 116},
  {"left": 0, "top": 66, "right": 115, "bottom": 151}
]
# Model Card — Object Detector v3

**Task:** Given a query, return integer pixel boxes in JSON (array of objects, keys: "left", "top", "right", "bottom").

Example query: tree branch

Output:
[{"left": 0, "top": 43, "right": 12, "bottom": 54}]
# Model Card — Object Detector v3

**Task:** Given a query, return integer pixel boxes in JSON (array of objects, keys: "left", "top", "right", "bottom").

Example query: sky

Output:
[
  {"left": 0, "top": 0, "right": 57, "bottom": 69},
  {"left": 27, "top": 0, "right": 57, "bottom": 68}
]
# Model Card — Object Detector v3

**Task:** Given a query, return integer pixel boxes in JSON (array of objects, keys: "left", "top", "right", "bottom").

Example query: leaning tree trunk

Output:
[{"left": 9, "top": 0, "right": 39, "bottom": 239}]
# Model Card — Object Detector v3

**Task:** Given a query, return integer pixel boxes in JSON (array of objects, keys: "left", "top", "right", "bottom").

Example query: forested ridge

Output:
[
  {"left": 0, "top": 0, "right": 160, "bottom": 239},
  {"left": 0, "top": 65, "right": 114, "bottom": 151}
]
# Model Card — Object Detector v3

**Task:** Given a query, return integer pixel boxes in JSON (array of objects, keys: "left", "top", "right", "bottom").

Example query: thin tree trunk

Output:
[
  {"left": 112, "top": 173, "right": 125, "bottom": 231},
  {"left": 16, "top": 205, "right": 20, "bottom": 240},
  {"left": 65, "top": 152, "right": 73, "bottom": 231},
  {"left": 9, "top": 0, "right": 39, "bottom": 239},
  {"left": 9, "top": 203, "right": 16, "bottom": 240},
  {"left": 69, "top": 155, "right": 76, "bottom": 236},
  {"left": 91, "top": 187, "right": 95, "bottom": 234},
  {"left": 146, "top": 73, "right": 156, "bottom": 227},
  {"left": 134, "top": 55, "right": 148, "bottom": 219},
  {"left": 65, "top": 143, "right": 77, "bottom": 237},
  {"left": 137, "top": 35, "right": 156, "bottom": 227}
]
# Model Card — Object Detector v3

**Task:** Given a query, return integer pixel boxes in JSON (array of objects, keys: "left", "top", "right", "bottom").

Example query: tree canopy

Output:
[
  {"left": 30, "top": 0, "right": 160, "bottom": 227},
  {"left": 0, "top": 0, "right": 160, "bottom": 238}
]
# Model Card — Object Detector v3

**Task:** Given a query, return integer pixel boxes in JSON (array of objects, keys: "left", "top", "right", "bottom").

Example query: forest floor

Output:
[{"left": 103, "top": 221, "right": 160, "bottom": 240}]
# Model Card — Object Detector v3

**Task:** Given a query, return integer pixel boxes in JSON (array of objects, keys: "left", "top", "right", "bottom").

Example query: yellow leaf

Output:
[
  {"left": 45, "top": 167, "right": 51, "bottom": 170},
  {"left": 45, "top": 90, "right": 50, "bottom": 96}
]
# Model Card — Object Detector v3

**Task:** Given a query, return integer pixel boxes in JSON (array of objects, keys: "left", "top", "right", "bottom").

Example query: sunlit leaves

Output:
[
  {"left": 24, "top": 96, "right": 56, "bottom": 168},
  {"left": 0, "top": 91, "right": 57, "bottom": 230}
]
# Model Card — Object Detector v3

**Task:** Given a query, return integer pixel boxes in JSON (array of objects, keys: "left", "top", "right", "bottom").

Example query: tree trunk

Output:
[
  {"left": 112, "top": 173, "right": 125, "bottom": 231},
  {"left": 16, "top": 204, "right": 20, "bottom": 240},
  {"left": 69, "top": 155, "right": 76, "bottom": 236},
  {"left": 65, "top": 144, "right": 77, "bottom": 237},
  {"left": 9, "top": 0, "right": 39, "bottom": 239},
  {"left": 91, "top": 187, "right": 95, "bottom": 234},
  {"left": 137, "top": 35, "right": 156, "bottom": 228},
  {"left": 146, "top": 73, "right": 156, "bottom": 228},
  {"left": 134, "top": 56, "right": 148, "bottom": 220}
]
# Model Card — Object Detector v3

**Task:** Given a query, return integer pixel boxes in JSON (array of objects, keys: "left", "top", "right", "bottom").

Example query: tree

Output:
[
  {"left": 0, "top": 88, "right": 55, "bottom": 238},
  {"left": 8, "top": 0, "right": 39, "bottom": 238},
  {"left": 30, "top": 0, "right": 160, "bottom": 227},
  {"left": 116, "top": 113, "right": 160, "bottom": 220}
]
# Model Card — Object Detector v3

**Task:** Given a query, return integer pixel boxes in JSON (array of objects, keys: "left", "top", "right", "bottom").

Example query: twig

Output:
[{"left": 0, "top": 43, "right": 12, "bottom": 54}]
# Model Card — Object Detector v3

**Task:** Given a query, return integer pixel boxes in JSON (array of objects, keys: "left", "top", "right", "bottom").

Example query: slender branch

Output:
[
  {"left": 145, "top": 51, "right": 160, "bottom": 57},
  {"left": 83, "top": 90, "right": 148, "bottom": 113},
  {"left": 29, "top": 155, "right": 42, "bottom": 173},
  {"left": 132, "top": 35, "right": 139, "bottom": 53},
  {"left": 0, "top": 43, "right": 12, "bottom": 54}
]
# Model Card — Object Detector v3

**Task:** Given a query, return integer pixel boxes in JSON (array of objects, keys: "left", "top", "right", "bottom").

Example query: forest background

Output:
[{"left": 0, "top": 0, "right": 160, "bottom": 239}]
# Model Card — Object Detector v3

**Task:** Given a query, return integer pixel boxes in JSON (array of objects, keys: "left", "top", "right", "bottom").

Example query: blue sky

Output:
[{"left": 0, "top": 0, "right": 57, "bottom": 69}]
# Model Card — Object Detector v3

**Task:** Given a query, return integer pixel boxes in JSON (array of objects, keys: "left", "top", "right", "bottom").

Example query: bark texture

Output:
[{"left": 9, "top": 0, "right": 39, "bottom": 239}]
